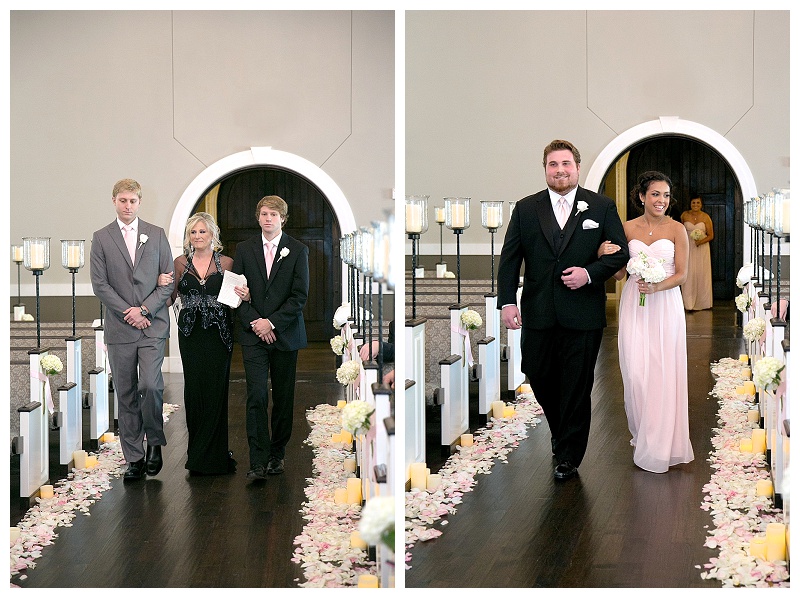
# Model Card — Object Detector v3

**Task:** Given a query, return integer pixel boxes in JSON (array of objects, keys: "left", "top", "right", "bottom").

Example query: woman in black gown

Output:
[{"left": 169, "top": 212, "right": 245, "bottom": 475}]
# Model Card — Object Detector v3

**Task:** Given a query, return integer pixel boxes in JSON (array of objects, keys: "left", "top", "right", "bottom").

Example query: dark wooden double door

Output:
[
  {"left": 208, "top": 167, "right": 341, "bottom": 342},
  {"left": 619, "top": 136, "right": 742, "bottom": 300}
]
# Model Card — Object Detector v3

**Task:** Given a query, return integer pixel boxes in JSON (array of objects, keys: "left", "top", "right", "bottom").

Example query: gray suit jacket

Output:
[{"left": 90, "top": 219, "right": 174, "bottom": 344}]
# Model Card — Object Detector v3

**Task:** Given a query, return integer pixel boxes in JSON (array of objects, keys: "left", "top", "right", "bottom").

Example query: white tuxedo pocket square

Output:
[{"left": 582, "top": 219, "right": 599, "bottom": 229}]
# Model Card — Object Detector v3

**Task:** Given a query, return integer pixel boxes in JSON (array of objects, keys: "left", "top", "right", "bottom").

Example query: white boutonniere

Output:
[
  {"left": 576, "top": 201, "right": 589, "bottom": 213},
  {"left": 139, "top": 233, "right": 148, "bottom": 248},
  {"left": 277, "top": 247, "right": 290, "bottom": 262}
]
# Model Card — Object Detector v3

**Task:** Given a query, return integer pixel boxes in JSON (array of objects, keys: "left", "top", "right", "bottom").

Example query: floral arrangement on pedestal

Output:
[
  {"left": 460, "top": 309, "right": 482, "bottom": 330},
  {"left": 359, "top": 496, "right": 394, "bottom": 551},
  {"left": 336, "top": 360, "right": 361, "bottom": 386},
  {"left": 330, "top": 335, "right": 346, "bottom": 356},
  {"left": 341, "top": 400, "right": 374, "bottom": 436},
  {"left": 752, "top": 357, "right": 785, "bottom": 392},
  {"left": 735, "top": 292, "right": 751, "bottom": 314},
  {"left": 40, "top": 354, "right": 63, "bottom": 376},
  {"left": 743, "top": 318, "right": 766, "bottom": 343}
]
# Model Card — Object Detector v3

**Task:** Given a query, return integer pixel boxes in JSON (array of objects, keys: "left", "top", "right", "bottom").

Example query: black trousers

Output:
[
  {"left": 521, "top": 325, "right": 603, "bottom": 467},
  {"left": 241, "top": 342, "right": 298, "bottom": 466}
]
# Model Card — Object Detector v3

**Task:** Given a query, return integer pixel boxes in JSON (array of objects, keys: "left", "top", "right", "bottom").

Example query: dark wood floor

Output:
[
  {"left": 10, "top": 342, "right": 344, "bottom": 588},
  {"left": 408, "top": 302, "right": 743, "bottom": 588}
]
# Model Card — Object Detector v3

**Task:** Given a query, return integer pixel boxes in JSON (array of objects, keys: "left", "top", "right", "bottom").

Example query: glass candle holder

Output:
[
  {"left": 11, "top": 244, "right": 24, "bottom": 263},
  {"left": 434, "top": 206, "right": 446, "bottom": 224},
  {"left": 61, "top": 239, "right": 85, "bottom": 270},
  {"left": 405, "top": 195, "right": 429, "bottom": 235},
  {"left": 23, "top": 237, "right": 50, "bottom": 271},
  {"left": 371, "top": 220, "right": 389, "bottom": 283},
  {"left": 444, "top": 197, "right": 470, "bottom": 230},
  {"left": 481, "top": 201, "right": 504, "bottom": 230}
]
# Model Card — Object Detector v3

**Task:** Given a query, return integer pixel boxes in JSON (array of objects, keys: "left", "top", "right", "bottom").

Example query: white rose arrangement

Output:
[
  {"left": 341, "top": 399, "right": 374, "bottom": 435},
  {"left": 690, "top": 229, "right": 706, "bottom": 241},
  {"left": 461, "top": 309, "right": 482, "bottom": 330},
  {"left": 330, "top": 335, "right": 346, "bottom": 356},
  {"left": 40, "top": 354, "right": 63, "bottom": 376},
  {"left": 336, "top": 360, "right": 361, "bottom": 385},
  {"left": 627, "top": 252, "right": 667, "bottom": 307},
  {"left": 358, "top": 496, "right": 395, "bottom": 550},
  {"left": 752, "top": 357, "right": 785, "bottom": 392},
  {"left": 735, "top": 292, "right": 751, "bottom": 314},
  {"left": 743, "top": 317, "right": 766, "bottom": 343}
]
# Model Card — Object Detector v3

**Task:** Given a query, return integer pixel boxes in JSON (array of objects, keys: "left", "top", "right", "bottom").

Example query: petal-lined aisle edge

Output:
[
  {"left": 404, "top": 391, "right": 543, "bottom": 568},
  {"left": 699, "top": 358, "right": 789, "bottom": 587},
  {"left": 10, "top": 404, "right": 180, "bottom": 587},
  {"left": 291, "top": 403, "right": 377, "bottom": 587}
]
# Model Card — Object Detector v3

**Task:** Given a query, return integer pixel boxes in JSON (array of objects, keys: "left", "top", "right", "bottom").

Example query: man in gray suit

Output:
[{"left": 90, "top": 179, "right": 174, "bottom": 480}]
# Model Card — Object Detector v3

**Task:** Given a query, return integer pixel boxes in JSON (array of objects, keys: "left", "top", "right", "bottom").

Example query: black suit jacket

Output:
[
  {"left": 497, "top": 186, "right": 629, "bottom": 330},
  {"left": 233, "top": 232, "right": 309, "bottom": 351}
]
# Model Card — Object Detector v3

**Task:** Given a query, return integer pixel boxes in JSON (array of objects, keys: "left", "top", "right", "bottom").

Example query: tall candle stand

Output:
[
  {"left": 445, "top": 197, "right": 470, "bottom": 304},
  {"left": 12, "top": 245, "right": 25, "bottom": 319},
  {"left": 481, "top": 201, "right": 504, "bottom": 294},
  {"left": 23, "top": 237, "right": 51, "bottom": 348},
  {"left": 61, "top": 240, "right": 85, "bottom": 336},
  {"left": 361, "top": 226, "right": 374, "bottom": 361},
  {"left": 409, "top": 233, "right": 420, "bottom": 319},
  {"left": 434, "top": 206, "right": 446, "bottom": 278},
  {"left": 371, "top": 219, "right": 389, "bottom": 384},
  {"left": 405, "top": 195, "right": 429, "bottom": 319}
]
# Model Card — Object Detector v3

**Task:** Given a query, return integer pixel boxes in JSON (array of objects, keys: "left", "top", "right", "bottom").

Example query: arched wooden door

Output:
[
  {"left": 620, "top": 136, "right": 742, "bottom": 301},
  {"left": 209, "top": 166, "right": 341, "bottom": 342}
]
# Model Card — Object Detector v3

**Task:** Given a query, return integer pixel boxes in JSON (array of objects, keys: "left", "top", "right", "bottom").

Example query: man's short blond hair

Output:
[
  {"left": 255, "top": 195, "right": 288, "bottom": 222},
  {"left": 112, "top": 178, "right": 142, "bottom": 199}
]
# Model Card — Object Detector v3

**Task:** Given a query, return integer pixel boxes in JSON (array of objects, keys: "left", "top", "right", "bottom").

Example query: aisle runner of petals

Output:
[
  {"left": 291, "top": 403, "right": 377, "bottom": 587},
  {"left": 699, "top": 358, "right": 789, "bottom": 587},
  {"left": 404, "top": 391, "right": 543, "bottom": 568},
  {"left": 9, "top": 404, "right": 180, "bottom": 587}
]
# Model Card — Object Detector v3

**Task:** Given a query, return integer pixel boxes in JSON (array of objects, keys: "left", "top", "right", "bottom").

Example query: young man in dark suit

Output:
[
  {"left": 233, "top": 195, "right": 309, "bottom": 479},
  {"left": 497, "top": 140, "right": 629, "bottom": 480},
  {"left": 90, "top": 178, "right": 174, "bottom": 480}
]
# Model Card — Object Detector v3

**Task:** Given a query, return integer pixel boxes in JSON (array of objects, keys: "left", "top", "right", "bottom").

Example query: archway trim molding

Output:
[
  {"left": 583, "top": 115, "right": 758, "bottom": 263},
  {"left": 165, "top": 146, "right": 354, "bottom": 372}
]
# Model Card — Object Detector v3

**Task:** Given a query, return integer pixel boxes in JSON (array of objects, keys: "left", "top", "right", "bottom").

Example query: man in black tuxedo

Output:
[
  {"left": 233, "top": 195, "right": 309, "bottom": 480},
  {"left": 497, "top": 140, "right": 629, "bottom": 480}
]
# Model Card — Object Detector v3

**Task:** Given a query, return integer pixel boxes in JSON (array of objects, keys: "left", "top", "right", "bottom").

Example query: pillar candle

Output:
[
  {"left": 331, "top": 433, "right": 343, "bottom": 444},
  {"left": 751, "top": 429, "right": 767, "bottom": 454},
  {"left": 519, "top": 383, "right": 532, "bottom": 394},
  {"left": 73, "top": 450, "right": 87, "bottom": 469},
  {"left": 434, "top": 207, "right": 446, "bottom": 223},
  {"left": 85, "top": 455, "right": 98, "bottom": 469},
  {"left": 766, "top": 523, "right": 787, "bottom": 561},
  {"left": 460, "top": 433, "right": 473, "bottom": 447},
  {"left": 29, "top": 244, "right": 45, "bottom": 269},
  {"left": 747, "top": 409, "right": 760, "bottom": 423},
  {"left": 739, "top": 354, "right": 750, "bottom": 363},
  {"left": 491, "top": 400, "right": 505, "bottom": 419},
  {"left": 344, "top": 457, "right": 357, "bottom": 473},
  {"left": 503, "top": 406, "right": 515, "bottom": 418},
  {"left": 427, "top": 474, "right": 442, "bottom": 492},
  {"left": 749, "top": 536, "right": 768, "bottom": 560},
  {"left": 739, "top": 438, "right": 753, "bottom": 453},
  {"left": 67, "top": 245, "right": 81, "bottom": 268},
  {"left": 486, "top": 206, "right": 501, "bottom": 228},
  {"left": 10, "top": 527, "right": 21, "bottom": 543},
  {"left": 12, "top": 245, "right": 23, "bottom": 261},
  {"left": 337, "top": 400, "right": 346, "bottom": 409},
  {"left": 741, "top": 367, "right": 751, "bottom": 380},
  {"left": 450, "top": 203, "right": 466, "bottom": 228},
  {"left": 744, "top": 381, "right": 756, "bottom": 395},
  {"left": 101, "top": 432, "right": 115, "bottom": 443},
  {"left": 781, "top": 201, "right": 791, "bottom": 234},
  {"left": 350, "top": 530, "right": 367, "bottom": 549},
  {"left": 334, "top": 488, "right": 348, "bottom": 504},
  {"left": 346, "top": 477, "right": 362, "bottom": 505},
  {"left": 39, "top": 485, "right": 54, "bottom": 499},
  {"left": 357, "top": 574, "right": 379, "bottom": 588},
  {"left": 341, "top": 429, "right": 353, "bottom": 445},
  {"left": 409, "top": 462, "right": 427, "bottom": 490},
  {"left": 756, "top": 479, "right": 773, "bottom": 497},
  {"left": 405, "top": 204, "right": 422, "bottom": 233},
  {"left": 735, "top": 386, "right": 746, "bottom": 395}
]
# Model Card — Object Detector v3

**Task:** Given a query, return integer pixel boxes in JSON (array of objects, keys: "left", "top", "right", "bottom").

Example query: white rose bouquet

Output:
[
  {"left": 341, "top": 399, "right": 374, "bottom": 435},
  {"left": 461, "top": 309, "right": 482, "bottom": 330},
  {"left": 743, "top": 317, "right": 766, "bottom": 343},
  {"left": 330, "top": 335, "right": 346, "bottom": 356},
  {"left": 333, "top": 303, "right": 350, "bottom": 330},
  {"left": 735, "top": 292, "right": 751, "bottom": 314},
  {"left": 336, "top": 360, "right": 361, "bottom": 385},
  {"left": 627, "top": 252, "right": 667, "bottom": 307},
  {"left": 358, "top": 496, "right": 395, "bottom": 550},
  {"left": 752, "top": 356, "right": 785, "bottom": 392},
  {"left": 40, "top": 354, "right": 63, "bottom": 376},
  {"left": 690, "top": 229, "right": 706, "bottom": 241}
]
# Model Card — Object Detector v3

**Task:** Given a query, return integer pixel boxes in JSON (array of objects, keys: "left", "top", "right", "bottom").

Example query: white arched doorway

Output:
[
  {"left": 165, "top": 146, "right": 356, "bottom": 372},
  {"left": 583, "top": 116, "right": 758, "bottom": 264}
]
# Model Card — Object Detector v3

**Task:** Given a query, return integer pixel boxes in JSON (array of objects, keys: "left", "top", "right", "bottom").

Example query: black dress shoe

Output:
[
  {"left": 246, "top": 464, "right": 268, "bottom": 480},
  {"left": 228, "top": 451, "right": 238, "bottom": 473},
  {"left": 266, "top": 457, "right": 285, "bottom": 475},
  {"left": 124, "top": 458, "right": 146, "bottom": 480},
  {"left": 146, "top": 445, "right": 163, "bottom": 476},
  {"left": 554, "top": 461, "right": 578, "bottom": 480}
]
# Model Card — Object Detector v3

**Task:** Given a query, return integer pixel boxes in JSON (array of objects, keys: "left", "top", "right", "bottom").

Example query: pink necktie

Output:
[
  {"left": 124, "top": 226, "right": 136, "bottom": 264},
  {"left": 265, "top": 242, "right": 275, "bottom": 277},
  {"left": 557, "top": 198, "right": 569, "bottom": 229}
]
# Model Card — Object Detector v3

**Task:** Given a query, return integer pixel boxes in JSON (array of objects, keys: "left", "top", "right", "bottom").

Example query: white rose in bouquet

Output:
[
  {"left": 341, "top": 399, "right": 374, "bottom": 435},
  {"left": 743, "top": 317, "right": 766, "bottom": 343},
  {"left": 336, "top": 360, "right": 361, "bottom": 385},
  {"left": 752, "top": 356, "right": 785, "bottom": 392}
]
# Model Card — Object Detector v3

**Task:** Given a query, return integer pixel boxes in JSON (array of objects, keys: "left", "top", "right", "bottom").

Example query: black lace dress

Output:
[{"left": 176, "top": 252, "right": 234, "bottom": 474}]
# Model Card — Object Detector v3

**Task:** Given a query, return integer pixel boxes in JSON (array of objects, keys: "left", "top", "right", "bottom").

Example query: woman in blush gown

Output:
[
  {"left": 599, "top": 171, "right": 694, "bottom": 473},
  {"left": 680, "top": 195, "right": 714, "bottom": 310}
]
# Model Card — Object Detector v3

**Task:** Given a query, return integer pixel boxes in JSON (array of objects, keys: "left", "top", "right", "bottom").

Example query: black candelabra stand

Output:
[
  {"left": 774, "top": 231, "right": 789, "bottom": 321},
  {"left": 69, "top": 267, "right": 78, "bottom": 336},
  {"left": 33, "top": 269, "right": 43, "bottom": 348},
  {"left": 489, "top": 228, "right": 497, "bottom": 294},
  {"left": 409, "top": 233, "right": 419, "bottom": 319},
  {"left": 767, "top": 231, "right": 774, "bottom": 307},
  {"left": 367, "top": 275, "right": 374, "bottom": 361},
  {"left": 377, "top": 282, "right": 384, "bottom": 384},
  {"left": 454, "top": 229, "right": 463, "bottom": 304},
  {"left": 14, "top": 260, "right": 23, "bottom": 308},
  {"left": 438, "top": 222, "right": 444, "bottom": 265}
]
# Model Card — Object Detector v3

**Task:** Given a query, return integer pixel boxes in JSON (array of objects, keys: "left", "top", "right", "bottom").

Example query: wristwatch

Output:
[{"left": 140, "top": 305, "right": 150, "bottom": 319}]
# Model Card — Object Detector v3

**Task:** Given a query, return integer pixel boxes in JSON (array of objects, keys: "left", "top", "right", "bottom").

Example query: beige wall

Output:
[
  {"left": 406, "top": 10, "right": 789, "bottom": 255},
  {"left": 10, "top": 10, "right": 394, "bottom": 295}
]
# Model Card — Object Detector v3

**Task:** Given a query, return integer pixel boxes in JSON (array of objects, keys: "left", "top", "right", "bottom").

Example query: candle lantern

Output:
[
  {"left": 11, "top": 244, "right": 24, "bottom": 319},
  {"left": 444, "top": 197, "right": 470, "bottom": 304},
  {"left": 406, "top": 195, "right": 429, "bottom": 319},
  {"left": 23, "top": 237, "right": 50, "bottom": 348},
  {"left": 61, "top": 239, "right": 85, "bottom": 336},
  {"left": 481, "top": 200, "right": 504, "bottom": 294}
]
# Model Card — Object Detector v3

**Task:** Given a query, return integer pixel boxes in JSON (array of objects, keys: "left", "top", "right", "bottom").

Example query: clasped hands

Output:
[{"left": 250, "top": 318, "right": 276, "bottom": 344}]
